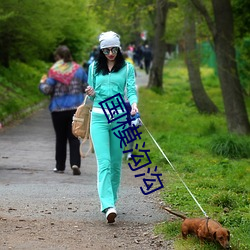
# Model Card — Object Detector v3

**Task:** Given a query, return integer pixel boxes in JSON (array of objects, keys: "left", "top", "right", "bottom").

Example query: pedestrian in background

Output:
[
  {"left": 84, "top": 46, "right": 100, "bottom": 72},
  {"left": 143, "top": 44, "right": 153, "bottom": 74},
  {"left": 134, "top": 44, "right": 144, "bottom": 69},
  {"left": 39, "top": 45, "right": 88, "bottom": 175},
  {"left": 85, "top": 31, "right": 138, "bottom": 223}
]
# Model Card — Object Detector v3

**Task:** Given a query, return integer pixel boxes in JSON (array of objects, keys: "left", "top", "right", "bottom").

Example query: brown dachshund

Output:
[{"left": 162, "top": 207, "right": 231, "bottom": 249}]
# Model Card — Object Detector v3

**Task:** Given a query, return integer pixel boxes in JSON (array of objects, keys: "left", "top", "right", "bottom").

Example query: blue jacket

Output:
[{"left": 39, "top": 67, "right": 88, "bottom": 112}]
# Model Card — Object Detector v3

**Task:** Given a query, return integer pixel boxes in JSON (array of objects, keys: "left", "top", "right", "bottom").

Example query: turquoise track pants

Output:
[{"left": 90, "top": 111, "right": 126, "bottom": 212}]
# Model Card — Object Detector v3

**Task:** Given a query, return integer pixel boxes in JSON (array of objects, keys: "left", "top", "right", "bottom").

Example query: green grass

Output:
[
  {"left": 0, "top": 60, "right": 50, "bottom": 123},
  {"left": 137, "top": 59, "right": 250, "bottom": 250}
]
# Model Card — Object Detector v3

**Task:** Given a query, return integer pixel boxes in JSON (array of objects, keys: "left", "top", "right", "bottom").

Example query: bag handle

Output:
[
  {"left": 83, "top": 94, "right": 88, "bottom": 105},
  {"left": 79, "top": 136, "right": 94, "bottom": 158},
  {"left": 79, "top": 112, "right": 94, "bottom": 158},
  {"left": 79, "top": 96, "right": 94, "bottom": 158}
]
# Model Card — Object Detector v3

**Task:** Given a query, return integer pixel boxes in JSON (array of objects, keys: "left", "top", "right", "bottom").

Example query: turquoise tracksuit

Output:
[{"left": 88, "top": 62, "right": 137, "bottom": 212}]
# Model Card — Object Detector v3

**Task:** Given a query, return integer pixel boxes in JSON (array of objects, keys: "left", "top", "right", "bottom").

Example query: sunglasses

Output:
[{"left": 102, "top": 47, "right": 119, "bottom": 55}]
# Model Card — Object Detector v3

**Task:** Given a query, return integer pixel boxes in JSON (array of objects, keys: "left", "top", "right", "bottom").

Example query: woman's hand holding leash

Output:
[
  {"left": 85, "top": 86, "right": 95, "bottom": 97},
  {"left": 131, "top": 103, "right": 138, "bottom": 116}
]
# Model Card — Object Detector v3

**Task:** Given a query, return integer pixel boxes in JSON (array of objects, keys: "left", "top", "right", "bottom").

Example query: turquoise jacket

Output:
[{"left": 87, "top": 62, "right": 138, "bottom": 109}]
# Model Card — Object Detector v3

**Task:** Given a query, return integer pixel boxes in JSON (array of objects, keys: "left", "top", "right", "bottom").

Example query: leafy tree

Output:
[
  {"left": 190, "top": 0, "right": 250, "bottom": 135},
  {"left": 53, "top": 1, "right": 99, "bottom": 62},
  {"left": 232, "top": 0, "right": 250, "bottom": 95},
  {"left": 183, "top": 1, "right": 218, "bottom": 114},
  {"left": 0, "top": 0, "right": 99, "bottom": 67},
  {"left": 232, "top": 0, "right": 250, "bottom": 40},
  {"left": 164, "top": 1, "right": 184, "bottom": 44},
  {"left": 148, "top": 0, "right": 177, "bottom": 89},
  {"left": 0, "top": 0, "right": 57, "bottom": 66},
  {"left": 91, "top": 0, "right": 155, "bottom": 47}
]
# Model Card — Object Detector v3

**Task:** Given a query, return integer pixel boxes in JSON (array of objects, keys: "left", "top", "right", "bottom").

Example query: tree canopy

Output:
[
  {"left": 0, "top": 0, "right": 99, "bottom": 66},
  {"left": 0, "top": 0, "right": 249, "bottom": 134}
]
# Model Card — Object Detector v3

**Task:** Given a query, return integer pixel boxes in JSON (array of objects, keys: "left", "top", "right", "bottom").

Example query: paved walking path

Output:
[{"left": 0, "top": 70, "right": 172, "bottom": 249}]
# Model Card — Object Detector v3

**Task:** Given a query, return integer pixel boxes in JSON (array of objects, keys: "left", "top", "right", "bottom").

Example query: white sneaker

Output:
[
  {"left": 106, "top": 207, "right": 117, "bottom": 223},
  {"left": 127, "top": 152, "right": 132, "bottom": 160},
  {"left": 53, "top": 168, "right": 64, "bottom": 173}
]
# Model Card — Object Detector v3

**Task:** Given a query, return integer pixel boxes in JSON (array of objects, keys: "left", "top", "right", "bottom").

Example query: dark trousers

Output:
[
  {"left": 51, "top": 110, "right": 80, "bottom": 171},
  {"left": 144, "top": 59, "right": 151, "bottom": 74}
]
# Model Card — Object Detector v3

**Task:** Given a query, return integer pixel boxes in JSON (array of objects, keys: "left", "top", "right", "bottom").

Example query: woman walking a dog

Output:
[{"left": 85, "top": 31, "right": 138, "bottom": 223}]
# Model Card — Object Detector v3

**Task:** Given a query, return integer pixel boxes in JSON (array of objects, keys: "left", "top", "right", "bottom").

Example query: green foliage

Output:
[
  {"left": 201, "top": 121, "right": 217, "bottom": 136},
  {"left": 164, "top": 0, "right": 213, "bottom": 45},
  {"left": 236, "top": 37, "right": 250, "bottom": 95},
  {"left": 92, "top": 0, "right": 156, "bottom": 45},
  {"left": 210, "top": 134, "right": 250, "bottom": 159},
  {"left": 232, "top": 0, "right": 250, "bottom": 39},
  {"left": 165, "top": 2, "right": 184, "bottom": 44},
  {"left": 0, "top": 0, "right": 100, "bottom": 66},
  {"left": 0, "top": 60, "right": 49, "bottom": 122},
  {"left": 138, "top": 58, "right": 250, "bottom": 249},
  {"left": 210, "top": 191, "right": 238, "bottom": 209}
]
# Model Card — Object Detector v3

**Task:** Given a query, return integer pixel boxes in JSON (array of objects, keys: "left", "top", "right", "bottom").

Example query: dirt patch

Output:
[{"left": 0, "top": 215, "right": 173, "bottom": 250}]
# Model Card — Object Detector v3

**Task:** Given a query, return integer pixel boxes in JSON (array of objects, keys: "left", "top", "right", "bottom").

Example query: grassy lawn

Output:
[
  {"left": 0, "top": 60, "right": 49, "bottom": 123},
  {"left": 137, "top": 58, "right": 250, "bottom": 250}
]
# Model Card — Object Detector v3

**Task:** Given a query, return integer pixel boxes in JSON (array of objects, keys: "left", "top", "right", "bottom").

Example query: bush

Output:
[
  {"left": 210, "top": 191, "right": 237, "bottom": 209},
  {"left": 0, "top": 60, "right": 49, "bottom": 123},
  {"left": 210, "top": 134, "right": 250, "bottom": 159}
]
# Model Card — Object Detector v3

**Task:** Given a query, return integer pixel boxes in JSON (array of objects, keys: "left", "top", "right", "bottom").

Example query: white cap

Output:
[{"left": 99, "top": 31, "right": 121, "bottom": 49}]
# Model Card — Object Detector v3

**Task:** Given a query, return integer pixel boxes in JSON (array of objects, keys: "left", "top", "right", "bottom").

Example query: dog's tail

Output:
[{"left": 161, "top": 206, "right": 187, "bottom": 220}]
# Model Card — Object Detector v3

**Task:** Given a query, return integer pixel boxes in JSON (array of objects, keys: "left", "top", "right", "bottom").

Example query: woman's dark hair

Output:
[
  {"left": 95, "top": 48, "right": 126, "bottom": 75},
  {"left": 54, "top": 45, "right": 73, "bottom": 63}
]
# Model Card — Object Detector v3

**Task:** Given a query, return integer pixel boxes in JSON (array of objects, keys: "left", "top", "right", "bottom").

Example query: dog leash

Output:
[{"left": 139, "top": 118, "right": 209, "bottom": 218}]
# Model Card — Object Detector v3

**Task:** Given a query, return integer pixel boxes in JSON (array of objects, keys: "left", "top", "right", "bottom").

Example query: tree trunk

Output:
[
  {"left": 191, "top": 0, "right": 250, "bottom": 134},
  {"left": 184, "top": 4, "right": 218, "bottom": 114},
  {"left": 212, "top": 0, "right": 250, "bottom": 134},
  {"left": 147, "top": 0, "right": 169, "bottom": 89}
]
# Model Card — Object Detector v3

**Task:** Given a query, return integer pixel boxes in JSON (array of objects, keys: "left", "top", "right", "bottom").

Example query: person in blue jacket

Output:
[
  {"left": 86, "top": 31, "right": 138, "bottom": 223},
  {"left": 39, "top": 45, "right": 88, "bottom": 175}
]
